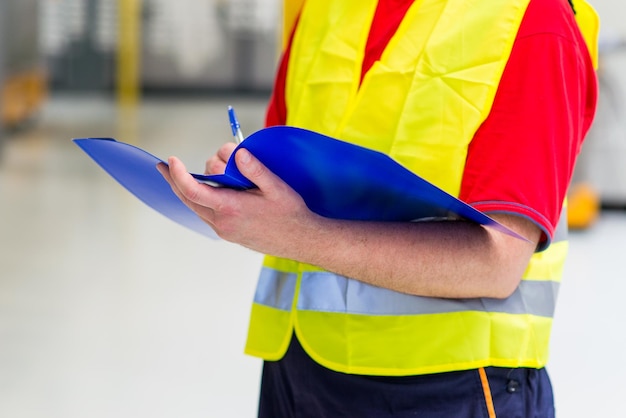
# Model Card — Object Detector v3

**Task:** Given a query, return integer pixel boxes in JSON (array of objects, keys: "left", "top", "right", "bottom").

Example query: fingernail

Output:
[{"left": 238, "top": 149, "right": 251, "bottom": 164}]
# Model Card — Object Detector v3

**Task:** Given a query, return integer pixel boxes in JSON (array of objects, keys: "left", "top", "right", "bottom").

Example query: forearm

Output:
[
  {"left": 160, "top": 152, "right": 540, "bottom": 300},
  {"left": 277, "top": 213, "right": 540, "bottom": 299}
]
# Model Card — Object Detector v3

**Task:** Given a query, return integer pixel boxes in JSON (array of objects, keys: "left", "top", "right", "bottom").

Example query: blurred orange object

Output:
[
  {"left": 567, "top": 182, "right": 600, "bottom": 230},
  {"left": 2, "top": 69, "right": 47, "bottom": 128}
]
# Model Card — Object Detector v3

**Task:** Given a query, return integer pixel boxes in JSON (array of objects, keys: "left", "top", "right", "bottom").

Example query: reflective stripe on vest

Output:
[
  {"left": 254, "top": 233, "right": 568, "bottom": 319},
  {"left": 256, "top": 268, "right": 559, "bottom": 318}
]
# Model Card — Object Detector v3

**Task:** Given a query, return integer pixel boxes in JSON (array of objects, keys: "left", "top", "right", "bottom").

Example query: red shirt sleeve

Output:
[{"left": 459, "top": 0, "right": 597, "bottom": 249}]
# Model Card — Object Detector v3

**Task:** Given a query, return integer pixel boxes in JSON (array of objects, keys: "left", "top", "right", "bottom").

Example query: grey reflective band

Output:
[
  {"left": 253, "top": 268, "right": 297, "bottom": 311},
  {"left": 297, "top": 272, "right": 558, "bottom": 317},
  {"left": 254, "top": 268, "right": 559, "bottom": 318}
]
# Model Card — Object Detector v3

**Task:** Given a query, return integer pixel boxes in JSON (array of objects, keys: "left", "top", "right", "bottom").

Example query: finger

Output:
[
  {"left": 157, "top": 159, "right": 196, "bottom": 207},
  {"left": 156, "top": 162, "right": 171, "bottom": 182},
  {"left": 157, "top": 161, "right": 186, "bottom": 201},
  {"left": 234, "top": 148, "right": 286, "bottom": 195},
  {"left": 158, "top": 159, "right": 219, "bottom": 228},
  {"left": 168, "top": 156, "right": 218, "bottom": 208},
  {"left": 217, "top": 142, "right": 237, "bottom": 162},
  {"left": 204, "top": 155, "right": 227, "bottom": 175},
  {"left": 204, "top": 142, "right": 237, "bottom": 174}
]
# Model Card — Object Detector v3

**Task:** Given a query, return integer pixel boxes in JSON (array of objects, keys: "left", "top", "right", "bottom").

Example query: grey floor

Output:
[{"left": 1, "top": 95, "right": 625, "bottom": 417}]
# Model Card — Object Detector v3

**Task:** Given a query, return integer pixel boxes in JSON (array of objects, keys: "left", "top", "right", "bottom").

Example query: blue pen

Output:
[{"left": 228, "top": 105, "right": 245, "bottom": 144}]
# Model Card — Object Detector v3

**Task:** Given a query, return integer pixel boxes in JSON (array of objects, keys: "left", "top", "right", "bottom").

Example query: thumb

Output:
[{"left": 235, "top": 148, "right": 277, "bottom": 191}]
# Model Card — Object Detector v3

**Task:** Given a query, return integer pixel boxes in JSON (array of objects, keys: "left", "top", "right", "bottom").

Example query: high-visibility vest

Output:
[{"left": 245, "top": 0, "right": 599, "bottom": 376}]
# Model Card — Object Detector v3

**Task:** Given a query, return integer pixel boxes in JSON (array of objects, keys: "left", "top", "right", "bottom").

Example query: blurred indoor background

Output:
[{"left": 0, "top": 0, "right": 625, "bottom": 417}]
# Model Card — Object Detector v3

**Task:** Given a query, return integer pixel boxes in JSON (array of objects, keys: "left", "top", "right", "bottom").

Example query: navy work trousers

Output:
[{"left": 258, "top": 335, "right": 555, "bottom": 418}]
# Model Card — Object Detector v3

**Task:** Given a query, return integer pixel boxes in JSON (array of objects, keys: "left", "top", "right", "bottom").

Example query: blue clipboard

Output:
[{"left": 73, "top": 126, "right": 523, "bottom": 240}]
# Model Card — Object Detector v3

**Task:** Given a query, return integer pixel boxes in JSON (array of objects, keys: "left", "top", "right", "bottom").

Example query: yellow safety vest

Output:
[{"left": 245, "top": 0, "right": 599, "bottom": 376}]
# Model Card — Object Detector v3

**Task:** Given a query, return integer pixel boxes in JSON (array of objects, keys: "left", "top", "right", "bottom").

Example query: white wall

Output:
[{"left": 589, "top": 0, "right": 626, "bottom": 37}]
